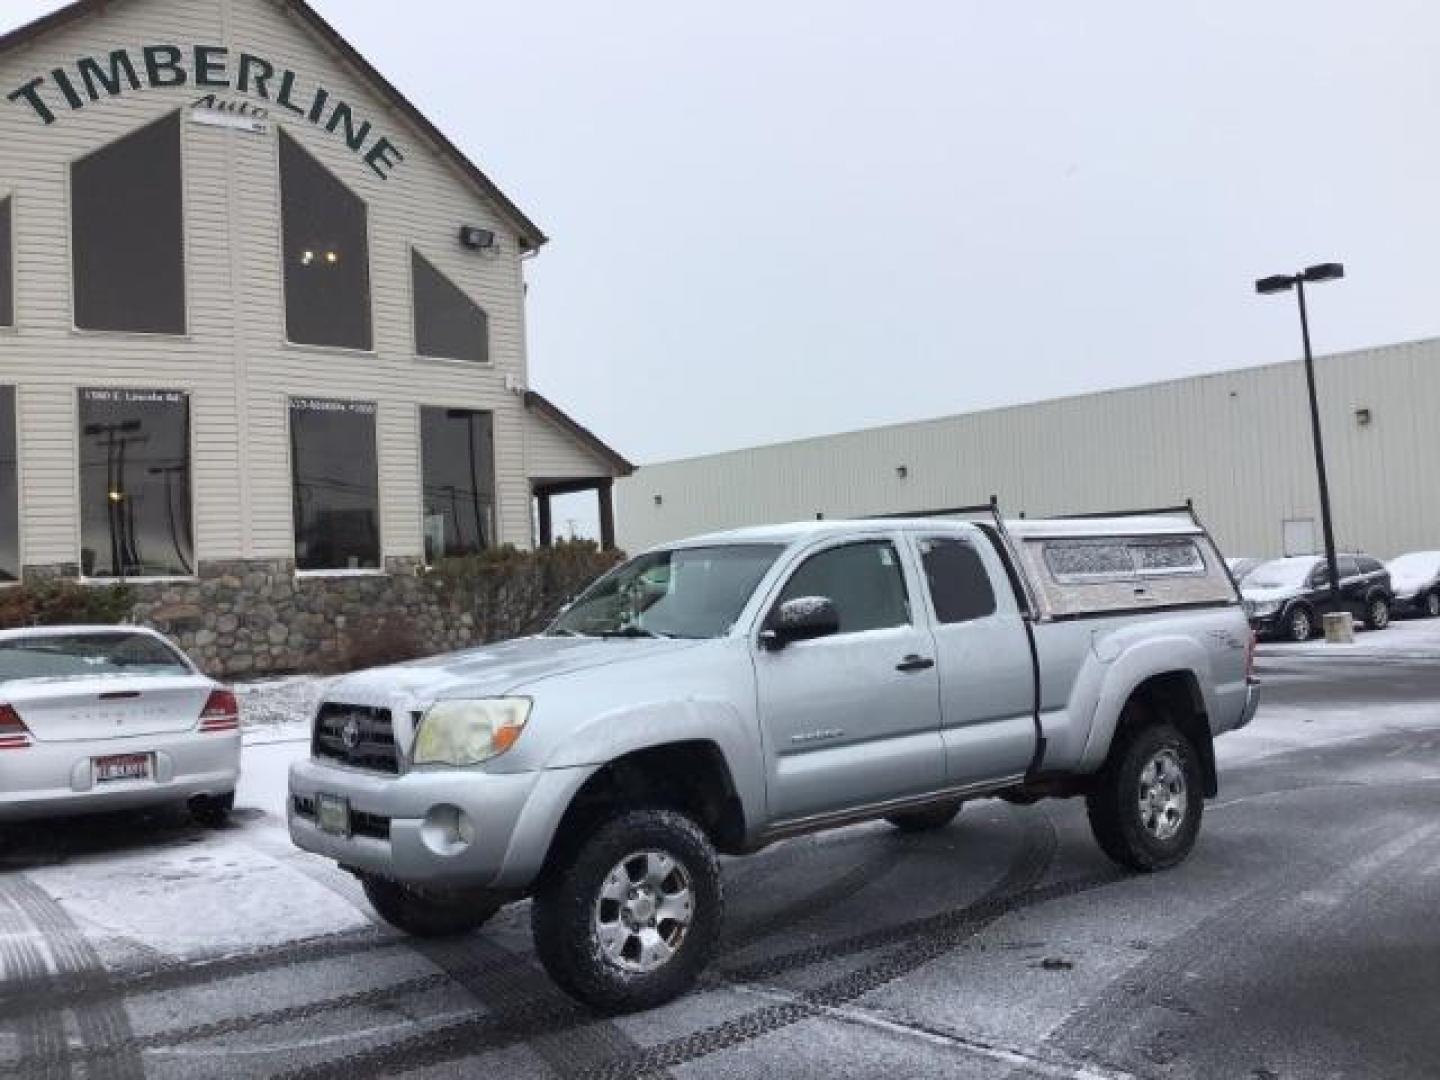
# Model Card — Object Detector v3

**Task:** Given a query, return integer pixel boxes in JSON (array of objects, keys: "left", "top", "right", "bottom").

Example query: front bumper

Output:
[
  {"left": 288, "top": 756, "right": 594, "bottom": 891},
  {"left": 0, "top": 730, "right": 241, "bottom": 822}
]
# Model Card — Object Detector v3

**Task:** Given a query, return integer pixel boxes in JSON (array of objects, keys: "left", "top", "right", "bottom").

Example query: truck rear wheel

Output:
[
  {"left": 885, "top": 799, "right": 963, "bottom": 833},
  {"left": 1086, "top": 714, "right": 1203, "bottom": 873},
  {"left": 531, "top": 808, "right": 723, "bottom": 1014},
  {"left": 362, "top": 876, "right": 501, "bottom": 938}
]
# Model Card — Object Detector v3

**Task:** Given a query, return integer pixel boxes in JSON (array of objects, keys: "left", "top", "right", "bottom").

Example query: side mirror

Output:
[{"left": 761, "top": 596, "right": 840, "bottom": 650}]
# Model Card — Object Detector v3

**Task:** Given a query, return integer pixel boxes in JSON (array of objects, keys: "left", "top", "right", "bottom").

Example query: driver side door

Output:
[{"left": 753, "top": 537, "right": 945, "bottom": 825}]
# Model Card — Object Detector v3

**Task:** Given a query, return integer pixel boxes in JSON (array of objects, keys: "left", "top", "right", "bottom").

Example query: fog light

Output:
[{"left": 420, "top": 804, "right": 475, "bottom": 857}]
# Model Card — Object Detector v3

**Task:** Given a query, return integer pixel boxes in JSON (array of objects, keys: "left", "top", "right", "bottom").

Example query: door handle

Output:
[{"left": 896, "top": 655, "right": 935, "bottom": 673}]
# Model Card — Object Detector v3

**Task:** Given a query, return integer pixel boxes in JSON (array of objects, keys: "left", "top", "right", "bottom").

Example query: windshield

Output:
[
  {"left": 0, "top": 633, "right": 191, "bottom": 682},
  {"left": 549, "top": 544, "right": 785, "bottom": 640},
  {"left": 1387, "top": 552, "right": 1440, "bottom": 580},
  {"left": 1245, "top": 558, "right": 1316, "bottom": 591}
]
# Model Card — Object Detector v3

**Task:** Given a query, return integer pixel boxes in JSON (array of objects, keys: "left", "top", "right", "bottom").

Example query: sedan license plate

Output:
[
  {"left": 95, "top": 754, "right": 151, "bottom": 783},
  {"left": 316, "top": 794, "right": 351, "bottom": 837}
]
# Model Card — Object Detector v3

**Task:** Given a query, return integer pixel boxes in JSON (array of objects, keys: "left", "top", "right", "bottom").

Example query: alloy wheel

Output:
[
  {"left": 594, "top": 850, "right": 695, "bottom": 974},
  {"left": 1136, "top": 748, "right": 1188, "bottom": 842}
]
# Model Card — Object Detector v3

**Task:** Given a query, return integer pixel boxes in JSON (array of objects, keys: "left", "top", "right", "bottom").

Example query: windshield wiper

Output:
[{"left": 597, "top": 627, "right": 672, "bottom": 640}]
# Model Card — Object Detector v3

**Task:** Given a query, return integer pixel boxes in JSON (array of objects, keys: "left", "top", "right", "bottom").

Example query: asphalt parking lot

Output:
[{"left": 0, "top": 635, "right": 1437, "bottom": 1079}]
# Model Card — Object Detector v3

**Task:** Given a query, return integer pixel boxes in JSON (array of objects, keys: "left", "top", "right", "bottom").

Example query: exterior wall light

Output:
[
  {"left": 896, "top": 465, "right": 909, "bottom": 479},
  {"left": 653, "top": 494, "right": 663, "bottom": 507},
  {"left": 1355, "top": 408, "right": 1372, "bottom": 426},
  {"left": 459, "top": 226, "right": 496, "bottom": 251}
]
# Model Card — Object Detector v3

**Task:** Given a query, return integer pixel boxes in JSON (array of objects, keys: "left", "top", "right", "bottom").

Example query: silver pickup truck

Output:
[{"left": 289, "top": 508, "right": 1258, "bottom": 1012}]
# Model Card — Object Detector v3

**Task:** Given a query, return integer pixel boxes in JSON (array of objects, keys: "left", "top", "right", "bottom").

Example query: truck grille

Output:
[{"left": 313, "top": 703, "right": 399, "bottom": 774}]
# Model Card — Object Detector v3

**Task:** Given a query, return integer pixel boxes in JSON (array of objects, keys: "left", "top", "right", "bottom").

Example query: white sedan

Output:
[{"left": 0, "top": 626, "right": 240, "bottom": 826}]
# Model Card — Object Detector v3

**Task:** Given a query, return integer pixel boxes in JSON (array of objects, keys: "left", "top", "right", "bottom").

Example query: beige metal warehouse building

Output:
[
  {"left": 618, "top": 337, "right": 1440, "bottom": 561},
  {"left": 0, "top": 0, "right": 631, "bottom": 592}
]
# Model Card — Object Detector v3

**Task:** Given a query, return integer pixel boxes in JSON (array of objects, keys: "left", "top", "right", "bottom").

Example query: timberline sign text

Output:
[{"left": 6, "top": 44, "right": 405, "bottom": 179}]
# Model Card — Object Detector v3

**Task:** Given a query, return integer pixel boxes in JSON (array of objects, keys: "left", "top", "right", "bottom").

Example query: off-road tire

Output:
[
  {"left": 362, "top": 876, "right": 501, "bottom": 938},
  {"left": 189, "top": 792, "right": 234, "bottom": 829},
  {"left": 1286, "top": 605, "right": 1314, "bottom": 643},
  {"left": 885, "top": 800, "right": 963, "bottom": 833},
  {"left": 1364, "top": 597, "right": 1391, "bottom": 631},
  {"left": 531, "top": 808, "right": 723, "bottom": 1014},
  {"left": 1087, "top": 714, "right": 1203, "bottom": 873}
]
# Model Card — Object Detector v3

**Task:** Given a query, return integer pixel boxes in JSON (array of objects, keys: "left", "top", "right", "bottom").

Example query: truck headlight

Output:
[
  {"left": 413, "top": 698, "right": 532, "bottom": 767},
  {"left": 1250, "top": 601, "right": 1281, "bottom": 617}
]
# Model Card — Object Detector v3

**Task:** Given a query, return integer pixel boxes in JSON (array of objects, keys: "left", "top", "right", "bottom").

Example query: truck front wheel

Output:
[
  {"left": 361, "top": 876, "right": 501, "bottom": 938},
  {"left": 531, "top": 808, "right": 723, "bottom": 1014},
  {"left": 1086, "top": 716, "right": 1203, "bottom": 873}
]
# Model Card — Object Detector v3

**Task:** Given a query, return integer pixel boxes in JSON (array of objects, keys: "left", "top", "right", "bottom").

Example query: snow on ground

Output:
[
  {"left": 234, "top": 673, "right": 339, "bottom": 742},
  {"left": 1258, "top": 612, "right": 1440, "bottom": 658}
]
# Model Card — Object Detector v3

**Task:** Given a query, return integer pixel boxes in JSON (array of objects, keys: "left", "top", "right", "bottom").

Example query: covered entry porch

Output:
[{"left": 523, "top": 391, "right": 634, "bottom": 551}]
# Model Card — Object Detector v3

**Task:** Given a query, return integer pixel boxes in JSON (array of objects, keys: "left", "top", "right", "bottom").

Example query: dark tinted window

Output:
[
  {"left": 413, "top": 251, "right": 489, "bottom": 364},
  {"left": 78, "top": 388, "right": 192, "bottom": 578},
  {"left": 280, "top": 130, "right": 372, "bottom": 350},
  {"left": 0, "top": 197, "right": 12, "bottom": 327},
  {"left": 0, "top": 387, "right": 16, "bottom": 581},
  {"left": 1359, "top": 557, "right": 1383, "bottom": 574},
  {"left": 291, "top": 398, "right": 379, "bottom": 571},
  {"left": 920, "top": 537, "right": 996, "bottom": 624},
  {"left": 1338, "top": 556, "right": 1360, "bottom": 579},
  {"left": 776, "top": 541, "right": 910, "bottom": 634},
  {"left": 0, "top": 632, "right": 189, "bottom": 681},
  {"left": 71, "top": 113, "right": 185, "bottom": 334},
  {"left": 420, "top": 407, "right": 494, "bottom": 561}
]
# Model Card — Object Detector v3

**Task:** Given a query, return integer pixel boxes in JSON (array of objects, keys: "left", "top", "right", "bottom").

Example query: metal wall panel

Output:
[{"left": 619, "top": 339, "right": 1440, "bottom": 561}]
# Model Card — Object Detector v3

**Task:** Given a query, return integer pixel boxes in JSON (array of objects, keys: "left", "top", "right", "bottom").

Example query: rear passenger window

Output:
[
  {"left": 919, "top": 538, "right": 996, "bottom": 624},
  {"left": 776, "top": 541, "right": 910, "bottom": 634}
]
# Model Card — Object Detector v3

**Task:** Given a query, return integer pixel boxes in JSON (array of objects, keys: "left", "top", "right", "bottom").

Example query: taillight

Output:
[
  {"left": 199, "top": 689, "right": 241, "bottom": 733},
  {"left": 1245, "top": 630, "right": 1258, "bottom": 682},
  {"left": 0, "top": 704, "right": 33, "bottom": 750}
]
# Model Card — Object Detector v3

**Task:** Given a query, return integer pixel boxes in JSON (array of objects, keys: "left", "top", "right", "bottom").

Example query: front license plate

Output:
[
  {"left": 316, "top": 793, "right": 351, "bottom": 836},
  {"left": 95, "top": 754, "right": 151, "bottom": 783}
]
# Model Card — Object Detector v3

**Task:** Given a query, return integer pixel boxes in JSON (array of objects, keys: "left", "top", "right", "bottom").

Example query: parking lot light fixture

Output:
[{"left": 1254, "top": 262, "right": 1346, "bottom": 612}]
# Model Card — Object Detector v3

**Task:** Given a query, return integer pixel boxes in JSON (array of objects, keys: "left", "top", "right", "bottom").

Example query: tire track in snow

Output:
[{"left": 264, "top": 806, "right": 1078, "bottom": 1080}]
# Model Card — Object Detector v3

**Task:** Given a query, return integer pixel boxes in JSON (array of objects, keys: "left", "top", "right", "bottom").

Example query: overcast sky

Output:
[{"left": 6, "top": 1, "right": 1439, "bottom": 476}]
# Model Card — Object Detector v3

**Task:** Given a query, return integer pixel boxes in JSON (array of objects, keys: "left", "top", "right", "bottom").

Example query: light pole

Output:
[{"left": 1255, "top": 261, "right": 1345, "bottom": 607}]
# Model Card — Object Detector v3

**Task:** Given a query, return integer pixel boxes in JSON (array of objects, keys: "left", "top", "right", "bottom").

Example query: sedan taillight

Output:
[
  {"left": 199, "top": 690, "right": 241, "bottom": 733},
  {"left": 1245, "top": 630, "right": 1258, "bottom": 682},
  {"left": 0, "top": 704, "right": 33, "bottom": 750}
]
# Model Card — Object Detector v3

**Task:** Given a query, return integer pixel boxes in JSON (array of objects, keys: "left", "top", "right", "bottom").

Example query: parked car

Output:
[
  {"left": 0, "top": 627, "right": 240, "bottom": 827},
  {"left": 1226, "top": 557, "right": 1262, "bottom": 584},
  {"left": 1386, "top": 551, "right": 1440, "bottom": 619},
  {"left": 1242, "top": 554, "right": 1393, "bottom": 641},
  {"left": 291, "top": 513, "right": 1257, "bottom": 1012}
]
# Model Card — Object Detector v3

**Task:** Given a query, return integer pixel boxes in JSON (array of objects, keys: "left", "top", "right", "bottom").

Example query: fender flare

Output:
[{"left": 1078, "top": 636, "right": 1217, "bottom": 775}]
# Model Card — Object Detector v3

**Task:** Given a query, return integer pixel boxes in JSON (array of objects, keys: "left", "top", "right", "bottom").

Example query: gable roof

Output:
[
  {"left": 0, "top": 0, "right": 548, "bottom": 251},
  {"left": 525, "top": 390, "right": 635, "bottom": 477}
]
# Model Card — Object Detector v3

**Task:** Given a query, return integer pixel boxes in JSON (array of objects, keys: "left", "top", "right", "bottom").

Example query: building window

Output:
[
  {"left": 420, "top": 407, "right": 495, "bottom": 561},
  {"left": 78, "top": 388, "right": 192, "bottom": 579},
  {"left": 280, "top": 130, "right": 372, "bottom": 351},
  {"left": 412, "top": 250, "right": 489, "bottom": 364},
  {"left": 290, "top": 398, "right": 380, "bottom": 571},
  {"left": 0, "top": 387, "right": 17, "bottom": 582},
  {"left": 71, "top": 113, "right": 185, "bottom": 334},
  {"left": 0, "top": 197, "right": 13, "bottom": 328}
]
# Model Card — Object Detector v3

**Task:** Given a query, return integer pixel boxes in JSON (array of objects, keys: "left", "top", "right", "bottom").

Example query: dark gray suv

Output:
[{"left": 1242, "top": 554, "right": 1393, "bottom": 642}]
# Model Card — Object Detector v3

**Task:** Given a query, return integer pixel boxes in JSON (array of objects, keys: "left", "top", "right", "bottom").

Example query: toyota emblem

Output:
[{"left": 341, "top": 716, "right": 362, "bottom": 751}]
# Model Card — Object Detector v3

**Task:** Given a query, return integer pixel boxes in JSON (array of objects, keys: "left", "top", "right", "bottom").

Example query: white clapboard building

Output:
[{"left": 0, "top": 0, "right": 631, "bottom": 589}]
